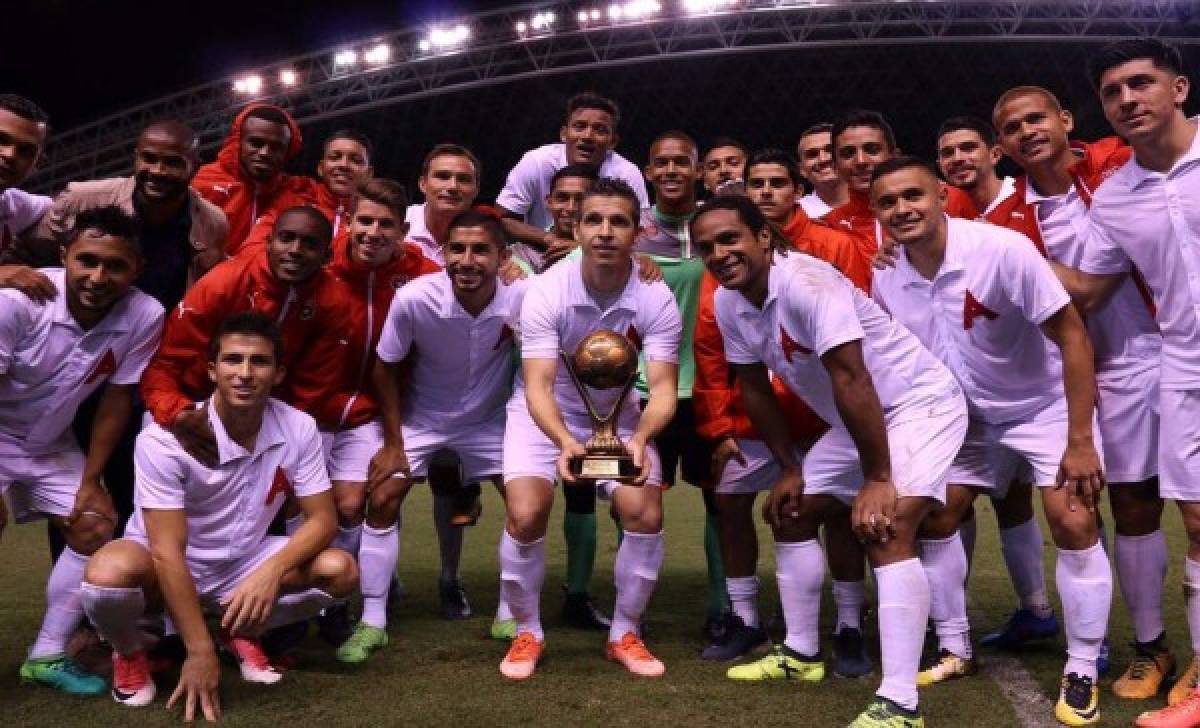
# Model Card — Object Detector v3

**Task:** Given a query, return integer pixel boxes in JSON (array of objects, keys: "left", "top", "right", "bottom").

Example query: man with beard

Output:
[
  {"left": 936, "top": 116, "right": 1016, "bottom": 218},
  {"left": 497, "top": 93, "right": 649, "bottom": 271},
  {"left": 795, "top": 123, "right": 848, "bottom": 218},
  {"left": 0, "top": 94, "right": 51, "bottom": 271},
  {"left": 701, "top": 138, "right": 748, "bottom": 197}
]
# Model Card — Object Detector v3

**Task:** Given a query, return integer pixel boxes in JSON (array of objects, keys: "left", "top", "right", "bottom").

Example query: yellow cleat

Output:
[
  {"left": 726, "top": 646, "right": 825, "bottom": 682},
  {"left": 917, "top": 650, "right": 978, "bottom": 687},
  {"left": 1113, "top": 648, "right": 1176, "bottom": 700},
  {"left": 1055, "top": 673, "right": 1100, "bottom": 726},
  {"left": 1169, "top": 659, "right": 1200, "bottom": 707}
]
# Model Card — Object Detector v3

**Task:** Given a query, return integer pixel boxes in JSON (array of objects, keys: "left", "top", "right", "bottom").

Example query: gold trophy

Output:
[{"left": 560, "top": 329, "right": 641, "bottom": 483}]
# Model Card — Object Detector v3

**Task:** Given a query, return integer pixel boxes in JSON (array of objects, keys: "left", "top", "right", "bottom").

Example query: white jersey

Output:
[
  {"left": 0, "top": 269, "right": 163, "bottom": 455},
  {"left": 124, "top": 397, "right": 330, "bottom": 573},
  {"left": 980, "top": 176, "right": 1017, "bottom": 217},
  {"left": 495, "top": 143, "right": 650, "bottom": 232},
  {"left": 377, "top": 272, "right": 527, "bottom": 429},
  {"left": 715, "top": 252, "right": 959, "bottom": 428},
  {"left": 404, "top": 203, "right": 443, "bottom": 265},
  {"left": 0, "top": 187, "right": 51, "bottom": 255},
  {"left": 797, "top": 192, "right": 833, "bottom": 219},
  {"left": 1026, "top": 181, "right": 1160, "bottom": 381},
  {"left": 1079, "top": 119, "right": 1200, "bottom": 391},
  {"left": 871, "top": 217, "right": 1070, "bottom": 425},
  {"left": 517, "top": 256, "right": 681, "bottom": 419}
]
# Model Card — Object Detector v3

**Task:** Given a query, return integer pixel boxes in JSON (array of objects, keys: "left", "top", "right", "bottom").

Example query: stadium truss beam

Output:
[{"left": 27, "top": 0, "right": 1200, "bottom": 193}]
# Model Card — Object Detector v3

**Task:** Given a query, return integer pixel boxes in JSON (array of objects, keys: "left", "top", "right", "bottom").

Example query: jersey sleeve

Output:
[
  {"left": 495, "top": 152, "right": 538, "bottom": 217},
  {"left": 713, "top": 290, "right": 759, "bottom": 365},
  {"left": 376, "top": 289, "right": 416, "bottom": 363},
  {"left": 691, "top": 274, "right": 737, "bottom": 439},
  {"left": 788, "top": 270, "right": 865, "bottom": 357},
  {"left": 1078, "top": 214, "right": 1133, "bottom": 276},
  {"left": 0, "top": 291, "right": 33, "bottom": 376},
  {"left": 140, "top": 284, "right": 223, "bottom": 426},
  {"left": 111, "top": 300, "right": 166, "bottom": 385},
  {"left": 290, "top": 415, "right": 332, "bottom": 497},
  {"left": 133, "top": 430, "right": 187, "bottom": 510},
  {"left": 640, "top": 284, "right": 682, "bottom": 364},
  {"left": 518, "top": 279, "right": 562, "bottom": 359},
  {"left": 1003, "top": 238, "right": 1072, "bottom": 325}
]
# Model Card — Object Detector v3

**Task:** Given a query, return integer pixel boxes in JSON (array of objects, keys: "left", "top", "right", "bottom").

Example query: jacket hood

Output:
[{"left": 214, "top": 103, "right": 305, "bottom": 183}]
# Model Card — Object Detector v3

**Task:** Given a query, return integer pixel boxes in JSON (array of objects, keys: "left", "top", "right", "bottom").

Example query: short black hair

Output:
[
  {"left": 690, "top": 194, "right": 789, "bottom": 252},
  {"left": 565, "top": 92, "right": 621, "bottom": 127},
  {"left": 746, "top": 148, "right": 803, "bottom": 187},
  {"left": 831, "top": 109, "right": 897, "bottom": 152},
  {"left": 0, "top": 94, "right": 49, "bottom": 127},
  {"left": 1088, "top": 38, "right": 1185, "bottom": 90},
  {"left": 703, "top": 136, "right": 748, "bottom": 159},
  {"left": 869, "top": 155, "right": 941, "bottom": 188},
  {"left": 420, "top": 143, "right": 481, "bottom": 182},
  {"left": 208, "top": 311, "right": 284, "bottom": 364},
  {"left": 550, "top": 163, "right": 599, "bottom": 190},
  {"left": 797, "top": 122, "right": 833, "bottom": 142},
  {"left": 65, "top": 205, "right": 142, "bottom": 254},
  {"left": 243, "top": 105, "right": 291, "bottom": 128},
  {"left": 937, "top": 115, "right": 996, "bottom": 147},
  {"left": 649, "top": 130, "right": 698, "bottom": 157},
  {"left": 274, "top": 205, "right": 334, "bottom": 247},
  {"left": 582, "top": 177, "right": 641, "bottom": 226},
  {"left": 324, "top": 129, "right": 373, "bottom": 159},
  {"left": 446, "top": 208, "right": 508, "bottom": 249}
]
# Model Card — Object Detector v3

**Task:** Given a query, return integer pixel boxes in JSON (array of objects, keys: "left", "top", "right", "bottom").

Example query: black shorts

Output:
[{"left": 644, "top": 398, "right": 715, "bottom": 487}]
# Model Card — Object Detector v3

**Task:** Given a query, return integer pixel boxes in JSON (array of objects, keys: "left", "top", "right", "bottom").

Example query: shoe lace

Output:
[
  {"left": 508, "top": 633, "right": 541, "bottom": 661},
  {"left": 1126, "top": 653, "right": 1157, "bottom": 681},
  {"left": 618, "top": 633, "right": 655, "bottom": 661},
  {"left": 1063, "top": 673, "right": 1094, "bottom": 708},
  {"left": 114, "top": 653, "right": 149, "bottom": 691}
]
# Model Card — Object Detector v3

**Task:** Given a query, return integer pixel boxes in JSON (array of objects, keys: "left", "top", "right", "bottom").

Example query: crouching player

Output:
[
  {"left": 695, "top": 195, "right": 968, "bottom": 727},
  {"left": 79, "top": 313, "right": 358, "bottom": 717},
  {"left": 3, "top": 206, "right": 165, "bottom": 694},
  {"left": 497, "top": 178, "right": 681, "bottom": 680}
]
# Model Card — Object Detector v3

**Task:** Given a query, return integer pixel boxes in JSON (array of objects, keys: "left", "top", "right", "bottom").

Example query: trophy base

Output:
[{"left": 569, "top": 455, "right": 640, "bottom": 483}]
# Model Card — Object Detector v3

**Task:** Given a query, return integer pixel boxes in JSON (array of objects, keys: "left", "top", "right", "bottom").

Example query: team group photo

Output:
[{"left": 2, "top": 1, "right": 1200, "bottom": 726}]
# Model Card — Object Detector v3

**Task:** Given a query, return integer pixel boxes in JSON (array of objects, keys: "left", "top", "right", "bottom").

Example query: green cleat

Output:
[
  {"left": 848, "top": 697, "right": 925, "bottom": 728},
  {"left": 19, "top": 655, "right": 106, "bottom": 695},
  {"left": 490, "top": 618, "right": 517, "bottom": 641},
  {"left": 726, "top": 646, "right": 825, "bottom": 682},
  {"left": 335, "top": 623, "right": 389, "bottom": 664}
]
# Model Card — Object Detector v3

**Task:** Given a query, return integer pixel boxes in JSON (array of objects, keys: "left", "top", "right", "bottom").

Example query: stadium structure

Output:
[{"left": 25, "top": 0, "right": 1200, "bottom": 199}]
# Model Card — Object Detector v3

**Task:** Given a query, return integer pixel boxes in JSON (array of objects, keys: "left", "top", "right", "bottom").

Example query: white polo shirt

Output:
[
  {"left": 797, "top": 192, "right": 833, "bottom": 219},
  {"left": 715, "top": 252, "right": 957, "bottom": 429},
  {"left": 125, "top": 396, "right": 330, "bottom": 572},
  {"left": 0, "top": 187, "right": 51, "bottom": 256},
  {"left": 377, "top": 272, "right": 527, "bottom": 429},
  {"left": 980, "top": 176, "right": 1017, "bottom": 217},
  {"left": 1079, "top": 119, "right": 1200, "bottom": 391},
  {"left": 517, "top": 256, "right": 681, "bottom": 419},
  {"left": 871, "top": 217, "right": 1069, "bottom": 425},
  {"left": 404, "top": 203, "right": 443, "bottom": 265},
  {"left": 495, "top": 143, "right": 650, "bottom": 232},
  {"left": 0, "top": 268, "right": 163, "bottom": 455},
  {"left": 1026, "top": 182, "right": 1160, "bottom": 380}
]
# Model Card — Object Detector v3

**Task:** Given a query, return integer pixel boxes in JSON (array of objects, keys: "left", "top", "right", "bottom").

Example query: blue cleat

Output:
[
  {"left": 1097, "top": 638, "right": 1110, "bottom": 676},
  {"left": 980, "top": 608, "right": 1059, "bottom": 650},
  {"left": 20, "top": 655, "right": 106, "bottom": 695}
]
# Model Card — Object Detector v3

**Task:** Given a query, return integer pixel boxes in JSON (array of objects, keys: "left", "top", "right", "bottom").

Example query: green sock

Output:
[
  {"left": 705, "top": 513, "right": 730, "bottom": 616},
  {"left": 563, "top": 511, "right": 598, "bottom": 595}
]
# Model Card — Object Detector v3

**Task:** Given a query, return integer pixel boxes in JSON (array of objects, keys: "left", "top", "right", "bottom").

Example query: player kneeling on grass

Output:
[
  {"left": 2, "top": 206, "right": 165, "bottom": 695},
  {"left": 497, "top": 177, "right": 682, "bottom": 680},
  {"left": 694, "top": 194, "right": 968, "bottom": 728},
  {"left": 79, "top": 312, "right": 358, "bottom": 717}
]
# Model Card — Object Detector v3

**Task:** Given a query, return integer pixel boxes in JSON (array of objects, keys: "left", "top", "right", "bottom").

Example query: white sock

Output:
[
  {"left": 727, "top": 576, "right": 760, "bottom": 628},
  {"left": 494, "top": 593, "right": 514, "bottom": 623},
  {"left": 1115, "top": 531, "right": 1167, "bottom": 644},
  {"left": 333, "top": 523, "right": 363, "bottom": 557},
  {"left": 610, "top": 530, "right": 664, "bottom": 642},
  {"left": 499, "top": 530, "right": 545, "bottom": 641},
  {"left": 29, "top": 546, "right": 89, "bottom": 659},
  {"left": 81, "top": 583, "right": 145, "bottom": 656},
  {"left": 960, "top": 516, "right": 978, "bottom": 572},
  {"left": 999, "top": 518, "right": 1053, "bottom": 618},
  {"left": 775, "top": 540, "right": 825, "bottom": 657},
  {"left": 285, "top": 514, "right": 304, "bottom": 537},
  {"left": 1057, "top": 541, "right": 1113, "bottom": 681},
  {"left": 358, "top": 523, "right": 399, "bottom": 629},
  {"left": 832, "top": 580, "right": 865, "bottom": 632},
  {"left": 1186, "top": 559, "right": 1200, "bottom": 658},
  {"left": 264, "top": 589, "right": 337, "bottom": 630},
  {"left": 874, "top": 558, "right": 930, "bottom": 713},
  {"left": 920, "top": 533, "right": 972, "bottom": 659}
]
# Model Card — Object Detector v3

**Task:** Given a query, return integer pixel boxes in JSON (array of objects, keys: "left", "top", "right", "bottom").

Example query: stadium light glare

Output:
[
  {"left": 683, "top": 0, "right": 738, "bottom": 13},
  {"left": 577, "top": 10, "right": 589, "bottom": 23},
  {"left": 364, "top": 43, "right": 391, "bottom": 64},
  {"left": 334, "top": 49, "right": 358, "bottom": 67},
  {"left": 232, "top": 75, "right": 263, "bottom": 95},
  {"left": 516, "top": 20, "right": 529, "bottom": 34},
  {"left": 278, "top": 69, "right": 298, "bottom": 86},
  {"left": 418, "top": 39, "right": 432, "bottom": 52},
  {"left": 622, "top": 1, "right": 662, "bottom": 19},
  {"left": 609, "top": 4, "right": 623, "bottom": 19},
  {"left": 428, "top": 24, "right": 471, "bottom": 49}
]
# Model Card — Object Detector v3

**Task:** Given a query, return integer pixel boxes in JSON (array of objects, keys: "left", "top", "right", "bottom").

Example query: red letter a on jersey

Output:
[
  {"left": 963, "top": 292, "right": 998, "bottom": 330},
  {"left": 780, "top": 326, "right": 811, "bottom": 363},
  {"left": 85, "top": 350, "right": 117, "bottom": 384},
  {"left": 265, "top": 467, "right": 294, "bottom": 506}
]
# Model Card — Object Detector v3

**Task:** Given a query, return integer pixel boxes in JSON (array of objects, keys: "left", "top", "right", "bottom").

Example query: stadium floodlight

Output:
[
  {"left": 334, "top": 49, "right": 358, "bottom": 67},
  {"left": 577, "top": 10, "right": 590, "bottom": 23},
  {"left": 622, "top": 1, "right": 662, "bottom": 19},
  {"left": 609, "top": 4, "right": 623, "bottom": 19},
  {"left": 364, "top": 43, "right": 391, "bottom": 64},
  {"left": 531, "top": 11, "right": 556, "bottom": 30},
  {"left": 516, "top": 20, "right": 529, "bottom": 34},
  {"left": 418, "top": 39, "right": 432, "bottom": 52},
  {"left": 683, "top": 0, "right": 738, "bottom": 13},
  {"left": 232, "top": 75, "right": 263, "bottom": 94},
  {"left": 278, "top": 69, "right": 298, "bottom": 86},
  {"left": 428, "top": 24, "right": 471, "bottom": 50}
]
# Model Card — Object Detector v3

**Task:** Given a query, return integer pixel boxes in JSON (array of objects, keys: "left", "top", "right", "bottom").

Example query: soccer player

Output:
[
  {"left": 701, "top": 137, "right": 748, "bottom": 196},
  {"left": 696, "top": 193, "right": 968, "bottom": 728},
  {"left": 1050, "top": 38, "right": 1200, "bottom": 727},
  {"left": 296, "top": 178, "right": 439, "bottom": 658},
  {"left": 795, "top": 123, "right": 848, "bottom": 218},
  {"left": 2, "top": 206, "right": 164, "bottom": 694},
  {"left": 496, "top": 92, "right": 650, "bottom": 271},
  {"left": 496, "top": 178, "right": 680, "bottom": 680},
  {"left": 540, "top": 163, "right": 597, "bottom": 269},
  {"left": 80, "top": 312, "right": 358, "bottom": 715},
  {"left": 0, "top": 94, "right": 51, "bottom": 268},
  {"left": 406, "top": 144, "right": 480, "bottom": 265},
  {"left": 192, "top": 104, "right": 306, "bottom": 256},
  {"left": 869, "top": 156, "right": 1111, "bottom": 725},
  {"left": 990, "top": 85, "right": 1160, "bottom": 697},
  {"left": 936, "top": 115, "right": 1016, "bottom": 217}
]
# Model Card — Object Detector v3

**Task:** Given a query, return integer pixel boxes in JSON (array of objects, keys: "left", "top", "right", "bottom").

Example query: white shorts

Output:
[
  {"left": 949, "top": 400, "right": 1104, "bottom": 490},
  {"left": 404, "top": 411, "right": 505, "bottom": 482},
  {"left": 714, "top": 439, "right": 805, "bottom": 495},
  {"left": 803, "top": 397, "right": 968, "bottom": 505},
  {"left": 1096, "top": 368, "right": 1159, "bottom": 483},
  {"left": 502, "top": 396, "right": 662, "bottom": 497},
  {"left": 120, "top": 533, "right": 290, "bottom": 606},
  {"left": 320, "top": 420, "right": 384, "bottom": 482},
  {"left": 0, "top": 447, "right": 85, "bottom": 523},
  {"left": 1158, "top": 388, "right": 1200, "bottom": 502}
]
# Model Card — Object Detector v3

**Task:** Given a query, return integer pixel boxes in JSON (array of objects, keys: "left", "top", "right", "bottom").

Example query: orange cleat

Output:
[
  {"left": 500, "top": 632, "right": 543, "bottom": 680},
  {"left": 606, "top": 632, "right": 665, "bottom": 678},
  {"left": 1135, "top": 690, "right": 1200, "bottom": 728}
]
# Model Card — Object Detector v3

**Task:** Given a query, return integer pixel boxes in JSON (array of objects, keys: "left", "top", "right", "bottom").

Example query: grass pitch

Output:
[{"left": 0, "top": 484, "right": 1190, "bottom": 727}]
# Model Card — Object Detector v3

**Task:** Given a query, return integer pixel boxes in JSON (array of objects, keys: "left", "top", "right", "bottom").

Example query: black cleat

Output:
[
  {"left": 703, "top": 610, "right": 739, "bottom": 645},
  {"left": 439, "top": 578, "right": 472, "bottom": 620},
  {"left": 562, "top": 590, "right": 612, "bottom": 631},
  {"left": 831, "top": 627, "right": 873, "bottom": 678},
  {"left": 316, "top": 602, "right": 355, "bottom": 647},
  {"left": 701, "top": 617, "right": 768, "bottom": 661}
]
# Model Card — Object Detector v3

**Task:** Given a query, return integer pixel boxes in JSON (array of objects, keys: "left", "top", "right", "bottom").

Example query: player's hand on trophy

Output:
[
  {"left": 710, "top": 437, "right": 746, "bottom": 487},
  {"left": 171, "top": 406, "right": 218, "bottom": 467},
  {"left": 168, "top": 648, "right": 221, "bottom": 723},
  {"left": 625, "top": 435, "right": 651, "bottom": 485},
  {"left": 368, "top": 443, "right": 411, "bottom": 492},
  {"left": 557, "top": 438, "right": 588, "bottom": 484},
  {"left": 762, "top": 468, "right": 805, "bottom": 529},
  {"left": 1057, "top": 440, "right": 1106, "bottom": 513},
  {"left": 853, "top": 477, "right": 898, "bottom": 543}
]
